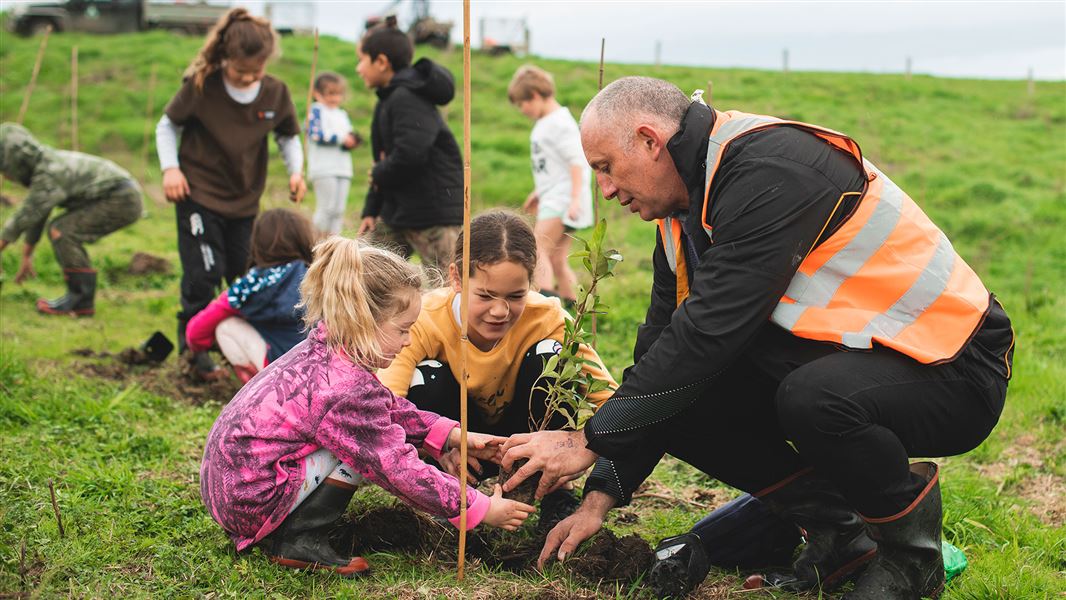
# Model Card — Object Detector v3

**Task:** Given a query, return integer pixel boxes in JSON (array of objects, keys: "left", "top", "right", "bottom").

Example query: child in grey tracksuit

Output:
[{"left": 307, "top": 72, "right": 359, "bottom": 234}]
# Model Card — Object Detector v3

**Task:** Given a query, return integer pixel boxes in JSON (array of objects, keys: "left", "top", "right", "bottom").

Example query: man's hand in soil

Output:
[
  {"left": 537, "top": 491, "right": 615, "bottom": 570},
  {"left": 501, "top": 430, "right": 598, "bottom": 499},
  {"left": 483, "top": 484, "right": 536, "bottom": 531}
]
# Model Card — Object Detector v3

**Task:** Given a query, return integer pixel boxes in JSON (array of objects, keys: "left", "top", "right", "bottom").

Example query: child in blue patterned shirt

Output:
[{"left": 186, "top": 209, "right": 316, "bottom": 383}]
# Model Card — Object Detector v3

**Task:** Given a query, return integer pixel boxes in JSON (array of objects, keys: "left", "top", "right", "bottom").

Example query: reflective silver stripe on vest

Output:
[
  {"left": 840, "top": 231, "right": 957, "bottom": 349},
  {"left": 661, "top": 216, "right": 679, "bottom": 274},
  {"left": 705, "top": 114, "right": 782, "bottom": 195},
  {"left": 771, "top": 161, "right": 904, "bottom": 331}
]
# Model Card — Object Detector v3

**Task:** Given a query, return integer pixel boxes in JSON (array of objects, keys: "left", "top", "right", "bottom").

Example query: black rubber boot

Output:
[
  {"left": 648, "top": 532, "right": 711, "bottom": 599},
  {"left": 843, "top": 462, "right": 945, "bottom": 600},
  {"left": 36, "top": 269, "right": 96, "bottom": 317},
  {"left": 262, "top": 478, "right": 369, "bottom": 577},
  {"left": 538, "top": 487, "right": 581, "bottom": 534},
  {"left": 744, "top": 469, "right": 877, "bottom": 592}
]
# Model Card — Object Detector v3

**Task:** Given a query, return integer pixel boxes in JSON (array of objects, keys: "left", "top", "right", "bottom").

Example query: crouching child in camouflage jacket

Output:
[{"left": 0, "top": 123, "right": 142, "bottom": 316}]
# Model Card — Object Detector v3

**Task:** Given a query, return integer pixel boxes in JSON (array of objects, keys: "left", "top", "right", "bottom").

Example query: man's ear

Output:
[
  {"left": 448, "top": 263, "right": 462, "bottom": 293},
  {"left": 635, "top": 124, "right": 666, "bottom": 160}
]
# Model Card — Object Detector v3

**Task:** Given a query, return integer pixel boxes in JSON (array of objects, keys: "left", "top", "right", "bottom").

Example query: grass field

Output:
[{"left": 1, "top": 28, "right": 1064, "bottom": 599}]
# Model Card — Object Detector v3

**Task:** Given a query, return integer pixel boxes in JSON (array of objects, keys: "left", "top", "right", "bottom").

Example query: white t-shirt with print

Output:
[{"left": 530, "top": 106, "right": 593, "bottom": 229}]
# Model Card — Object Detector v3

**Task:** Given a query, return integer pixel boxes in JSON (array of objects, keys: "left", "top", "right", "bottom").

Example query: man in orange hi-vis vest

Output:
[{"left": 501, "top": 77, "right": 1014, "bottom": 599}]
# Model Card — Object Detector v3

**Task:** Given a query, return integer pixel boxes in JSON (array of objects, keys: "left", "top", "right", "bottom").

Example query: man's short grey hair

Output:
[{"left": 581, "top": 76, "right": 690, "bottom": 142}]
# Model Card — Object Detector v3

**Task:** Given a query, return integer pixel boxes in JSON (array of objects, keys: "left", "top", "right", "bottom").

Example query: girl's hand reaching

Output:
[
  {"left": 483, "top": 484, "right": 535, "bottom": 530},
  {"left": 447, "top": 429, "right": 506, "bottom": 463},
  {"left": 439, "top": 447, "right": 482, "bottom": 485},
  {"left": 289, "top": 173, "right": 307, "bottom": 203},
  {"left": 162, "top": 168, "right": 190, "bottom": 202}
]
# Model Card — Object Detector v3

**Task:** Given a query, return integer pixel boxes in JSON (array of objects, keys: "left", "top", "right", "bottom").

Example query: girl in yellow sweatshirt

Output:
[{"left": 378, "top": 210, "right": 616, "bottom": 529}]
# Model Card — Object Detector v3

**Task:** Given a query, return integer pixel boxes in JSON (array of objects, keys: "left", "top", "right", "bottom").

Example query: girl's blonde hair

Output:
[
  {"left": 298, "top": 237, "right": 423, "bottom": 366},
  {"left": 185, "top": 7, "right": 278, "bottom": 92}
]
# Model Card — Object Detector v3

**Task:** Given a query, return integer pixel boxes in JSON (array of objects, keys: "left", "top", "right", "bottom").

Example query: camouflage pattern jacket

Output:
[{"left": 0, "top": 123, "right": 137, "bottom": 245}]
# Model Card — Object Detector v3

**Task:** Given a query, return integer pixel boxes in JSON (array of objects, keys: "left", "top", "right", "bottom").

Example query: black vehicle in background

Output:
[{"left": 8, "top": 0, "right": 229, "bottom": 36}]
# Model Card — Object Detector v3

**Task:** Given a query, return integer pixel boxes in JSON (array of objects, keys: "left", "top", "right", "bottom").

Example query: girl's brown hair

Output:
[
  {"left": 249, "top": 209, "right": 315, "bottom": 269},
  {"left": 185, "top": 7, "right": 278, "bottom": 92},
  {"left": 453, "top": 210, "right": 538, "bottom": 280},
  {"left": 298, "top": 238, "right": 423, "bottom": 366}
]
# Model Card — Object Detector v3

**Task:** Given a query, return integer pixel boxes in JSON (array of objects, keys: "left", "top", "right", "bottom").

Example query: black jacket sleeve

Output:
[
  {"left": 371, "top": 90, "right": 442, "bottom": 188},
  {"left": 584, "top": 130, "right": 864, "bottom": 461},
  {"left": 632, "top": 228, "right": 679, "bottom": 365}
]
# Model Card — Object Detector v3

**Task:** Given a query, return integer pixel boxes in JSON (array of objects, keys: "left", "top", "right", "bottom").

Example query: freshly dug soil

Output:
[
  {"left": 566, "top": 529, "right": 655, "bottom": 584},
  {"left": 72, "top": 348, "right": 242, "bottom": 405},
  {"left": 498, "top": 458, "right": 541, "bottom": 505},
  {"left": 128, "top": 252, "right": 172, "bottom": 275}
]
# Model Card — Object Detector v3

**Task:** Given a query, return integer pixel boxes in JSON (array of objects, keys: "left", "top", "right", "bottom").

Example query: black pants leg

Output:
[
  {"left": 659, "top": 357, "right": 810, "bottom": 494},
  {"left": 774, "top": 345, "right": 1006, "bottom": 517},
  {"left": 174, "top": 201, "right": 254, "bottom": 352}
]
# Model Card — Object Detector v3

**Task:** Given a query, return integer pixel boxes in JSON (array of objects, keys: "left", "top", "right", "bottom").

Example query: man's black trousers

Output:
[{"left": 626, "top": 324, "right": 1007, "bottom": 518}]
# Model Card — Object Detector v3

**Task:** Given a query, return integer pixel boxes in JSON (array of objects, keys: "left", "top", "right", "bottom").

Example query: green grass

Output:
[{"left": 2, "top": 29, "right": 1065, "bottom": 598}]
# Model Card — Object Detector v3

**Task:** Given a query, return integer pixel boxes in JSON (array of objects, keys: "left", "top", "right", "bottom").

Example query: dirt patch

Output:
[
  {"left": 499, "top": 458, "right": 540, "bottom": 505},
  {"left": 335, "top": 503, "right": 653, "bottom": 589},
  {"left": 566, "top": 529, "right": 655, "bottom": 585},
  {"left": 689, "top": 575, "right": 745, "bottom": 599},
  {"left": 974, "top": 434, "right": 1047, "bottom": 481},
  {"left": 1, "top": 194, "right": 16, "bottom": 207},
  {"left": 128, "top": 252, "right": 172, "bottom": 275},
  {"left": 72, "top": 348, "right": 242, "bottom": 405},
  {"left": 1015, "top": 473, "right": 1066, "bottom": 527}
]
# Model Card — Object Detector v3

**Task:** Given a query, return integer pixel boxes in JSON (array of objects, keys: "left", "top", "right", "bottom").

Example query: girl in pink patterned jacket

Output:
[{"left": 200, "top": 236, "right": 535, "bottom": 577}]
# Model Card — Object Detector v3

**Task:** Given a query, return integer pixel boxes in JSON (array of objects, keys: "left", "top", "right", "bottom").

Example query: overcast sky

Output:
[{"left": 255, "top": 0, "right": 1065, "bottom": 80}]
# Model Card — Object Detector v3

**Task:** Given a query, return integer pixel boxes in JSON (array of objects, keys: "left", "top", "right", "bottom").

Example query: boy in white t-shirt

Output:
[
  {"left": 307, "top": 72, "right": 361, "bottom": 234},
  {"left": 508, "top": 65, "right": 593, "bottom": 306}
]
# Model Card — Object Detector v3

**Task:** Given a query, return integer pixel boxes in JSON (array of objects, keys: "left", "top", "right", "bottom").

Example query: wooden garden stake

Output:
[
  {"left": 3, "top": 24, "right": 51, "bottom": 198},
  {"left": 457, "top": 0, "right": 472, "bottom": 582},
  {"left": 590, "top": 38, "right": 606, "bottom": 346},
  {"left": 71, "top": 46, "right": 79, "bottom": 152},
  {"left": 48, "top": 479, "right": 65, "bottom": 538},
  {"left": 300, "top": 28, "right": 320, "bottom": 204},
  {"left": 17, "top": 25, "right": 51, "bottom": 124},
  {"left": 142, "top": 65, "right": 158, "bottom": 177}
]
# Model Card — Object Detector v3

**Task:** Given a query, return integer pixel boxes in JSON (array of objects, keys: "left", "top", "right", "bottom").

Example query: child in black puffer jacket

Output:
[{"left": 355, "top": 23, "right": 463, "bottom": 275}]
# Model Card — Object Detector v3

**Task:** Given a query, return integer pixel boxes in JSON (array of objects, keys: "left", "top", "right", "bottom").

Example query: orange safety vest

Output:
[{"left": 658, "top": 110, "right": 990, "bottom": 364}]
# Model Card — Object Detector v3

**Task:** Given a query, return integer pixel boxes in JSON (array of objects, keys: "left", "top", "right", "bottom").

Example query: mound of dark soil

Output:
[
  {"left": 128, "top": 252, "right": 172, "bottom": 275},
  {"left": 499, "top": 458, "right": 541, "bottom": 505},
  {"left": 566, "top": 529, "right": 655, "bottom": 584}
]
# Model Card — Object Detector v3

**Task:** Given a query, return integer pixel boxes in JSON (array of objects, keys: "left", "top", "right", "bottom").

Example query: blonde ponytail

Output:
[{"left": 299, "top": 237, "right": 423, "bottom": 366}]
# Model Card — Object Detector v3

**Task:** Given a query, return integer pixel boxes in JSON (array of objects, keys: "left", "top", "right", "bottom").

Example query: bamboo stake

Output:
[
  {"left": 17, "top": 25, "right": 52, "bottom": 124},
  {"left": 457, "top": 0, "right": 472, "bottom": 582},
  {"left": 71, "top": 46, "right": 78, "bottom": 152},
  {"left": 3, "top": 25, "right": 51, "bottom": 199},
  {"left": 590, "top": 38, "right": 605, "bottom": 346},
  {"left": 142, "top": 65, "right": 158, "bottom": 178},
  {"left": 300, "top": 28, "right": 320, "bottom": 205}
]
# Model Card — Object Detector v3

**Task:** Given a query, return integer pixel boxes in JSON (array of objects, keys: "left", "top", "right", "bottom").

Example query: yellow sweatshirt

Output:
[{"left": 379, "top": 288, "right": 617, "bottom": 425}]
